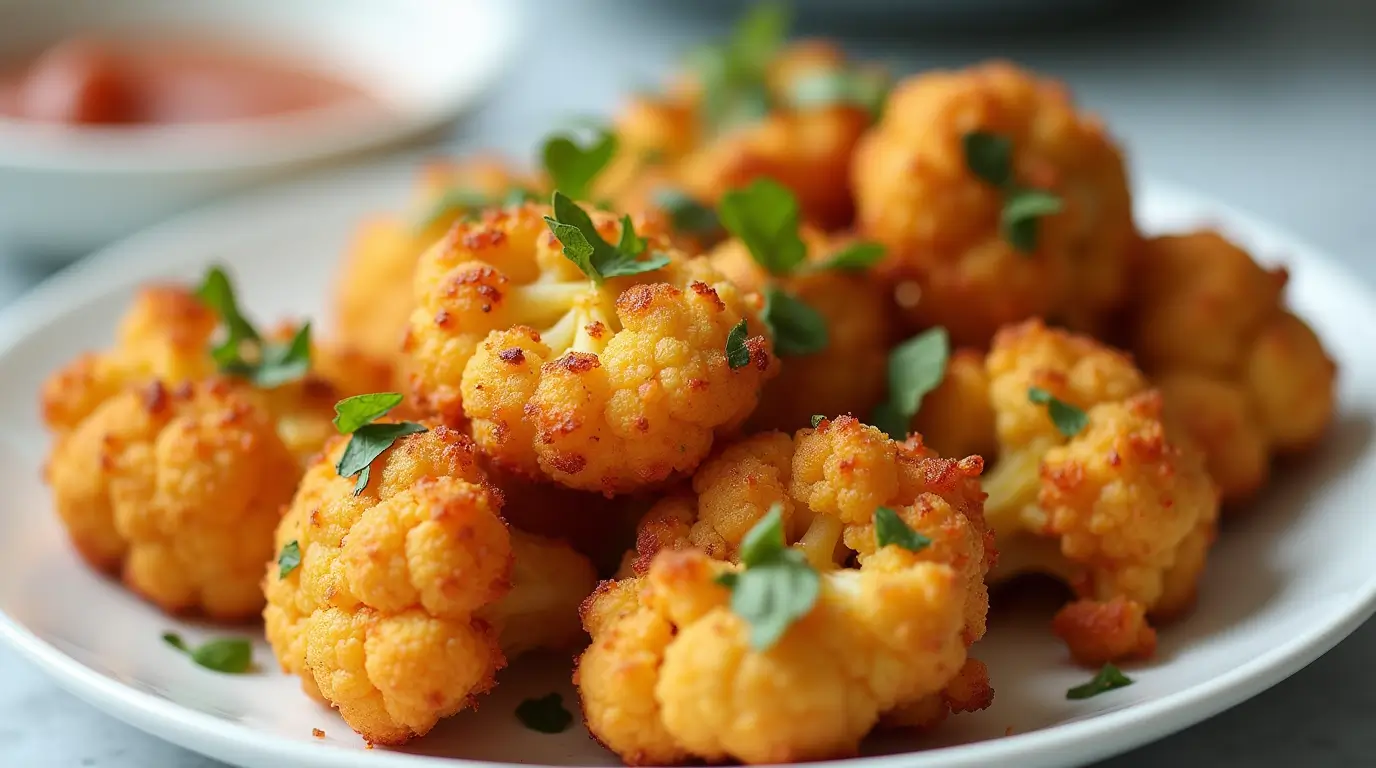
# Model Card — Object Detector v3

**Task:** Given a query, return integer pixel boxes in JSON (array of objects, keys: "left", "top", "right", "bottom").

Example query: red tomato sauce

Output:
[{"left": 0, "top": 37, "right": 373, "bottom": 126}]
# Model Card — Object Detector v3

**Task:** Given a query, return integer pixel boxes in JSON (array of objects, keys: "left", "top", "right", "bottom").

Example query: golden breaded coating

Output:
[
  {"left": 580, "top": 416, "right": 994, "bottom": 764},
  {"left": 40, "top": 284, "right": 391, "bottom": 466},
  {"left": 912, "top": 348, "right": 997, "bottom": 461},
  {"left": 42, "top": 286, "right": 217, "bottom": 435},
  {"left": 263, "top": 427, "right": 596, "bottom": 745},
  {"left": 707, "top": 231, "right": 893, "bottom": 431},
  {"left": 46, "top": 380, "right": 298, "bottom": 620},
  {"left": 605, "top": 41, "right": 876, "bottom": 231},
  {"left": 579, "top": 535, "right": 980, "bottom": 763},
  {"left": 1051, "top": 597, "right": 1157, "bottom": 667},
  {"left": 1129, "top": 231, "right": 1338, "bottom": 502},
  {"left": 334, "top": 157, "right": 530, "bottom": 365},
  {"left": 971, "top": 320, "right": 1220, "bottom": 660},
  {"left": 851, "top": 61, "right": 1136, "bottom": 346},
  {"left": 404, "top": 203, "right": 778, "bottom": 495}
]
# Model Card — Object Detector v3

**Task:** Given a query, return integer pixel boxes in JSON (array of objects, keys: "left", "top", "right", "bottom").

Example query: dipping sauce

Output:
[{"left": 0, "top": 37, "right": 372, "bottom": 126}]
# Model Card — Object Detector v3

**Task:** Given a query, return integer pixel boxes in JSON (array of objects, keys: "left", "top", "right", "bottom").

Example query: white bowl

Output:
[{"left": 0, "top": 0, "right": 515, "bottom": 260}]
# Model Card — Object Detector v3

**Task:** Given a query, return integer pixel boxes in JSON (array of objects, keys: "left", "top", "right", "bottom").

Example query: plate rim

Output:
[{"left": 1, "top": 168, "right": 1373, "bottom": 768}]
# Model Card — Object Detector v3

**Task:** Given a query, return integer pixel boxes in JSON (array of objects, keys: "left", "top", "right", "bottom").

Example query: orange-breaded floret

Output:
[
  {"left": 46, "top": 379, "right": 298, "bottom": 620},
  {"left": 953, "top": 320, "right": 1222, "bottom": 662},
  {"left": 403, "top": 202, "right": 778, "bottom": 495},
  {"left": 707, "top": 230, "right": 893, "bottom": 431},
  {"left": 1129, "top": 231, "right": 1338, "bottom": 503},
  {"left": 333, "top": 157, "right": 532, "bottom": 365},
  {"left": 605, "top": 41, "right": 880, "bottom": 231},
  {"left": 579, "top": 416, "right": 994, "bottom": 764},
  {"left": 263, "top": 427, "right": 595, "bottom": 745},
  {"left": 851, "top": 61, "right": 1136, "bottom": 346},
  {"left": 1052, "top": 597, "right": 1158, "bottom": 667}
]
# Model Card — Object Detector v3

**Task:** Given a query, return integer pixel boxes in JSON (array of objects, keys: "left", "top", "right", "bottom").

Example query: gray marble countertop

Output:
[{"left": 3, "top": 0, "right": 1374, "bottom": 765}]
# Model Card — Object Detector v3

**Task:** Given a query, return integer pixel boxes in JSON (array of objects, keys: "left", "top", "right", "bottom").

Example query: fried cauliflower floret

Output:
[
  {"left": 605, "top": 41, "right": 876, "bottom": 231},
  {"left": 1129, "top": 231, "right": 1338, "bottom": 502},
  {"left": 334, "top": 157, "right": 531, "bottom": 364},
  {"left": 404, "top": 203, "right": 778, "bottom": 494},
  {"left": 263, "top": 427, "right": 595, "bottom": 744},
  {"left": 45, "top": 379, "right": 297, "bottom": 619},
  {"left": 912, "top": 348, "right": 997, "bottom": 460},
  {"left": 40, "top": 284, "right": 391, "bottom": 465},
  {"left": 578, "top": 544, "right": 975, "bottom": 765},
  {"left": 707, "top": 231, "right": 893, "bottom": 431},
  {"left": 851, "top": 61, "right": 1135, "bottom": 346},
  {"left": 586, "top": 417, "right": 994, "bottom": 763},
  {"left": 971, "top": 320, "right": 1220, "bottom": 661}
]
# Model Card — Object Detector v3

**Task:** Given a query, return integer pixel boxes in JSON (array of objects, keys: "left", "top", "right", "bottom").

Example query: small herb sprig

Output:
[
  {"left": 962, "top": 131, "right": 1064, "bottom": 253},
  {"left": 544, "top": 192, "right": 670, "bottom": 285},
  {"left": 1067, "top": 663, "right": 1134, "bottom": 700},
  {"left": 516, "top": 693, "right": 575, "bottom": 734},
  {"left": 1028, "top": 387, "right": 1089, "bottom": 438},
  {"left": 332, "top": 393, "right": 427, "bottom": 496},
  {"left": 163, "top": 632, "right": 253, "bottom": 674},
  {"left": 195, "top": 266, "right": 311, "bottom": 388},
  {"left": 715, "top": 504, "right": 820, "bottom": 650},
  {"left": 717, "top": 179, "right": 885, "bottom": 357},
  {"left": 541, "top": 127, "right": 619, "bottom": 202},
  {"left": 871, "top": 327, "right": 950, "bottom": 440}
]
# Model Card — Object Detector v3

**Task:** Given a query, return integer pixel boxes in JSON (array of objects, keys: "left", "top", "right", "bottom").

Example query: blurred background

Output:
[{"left": 1, "top": 0, "right": 1374, "bottom": 765}]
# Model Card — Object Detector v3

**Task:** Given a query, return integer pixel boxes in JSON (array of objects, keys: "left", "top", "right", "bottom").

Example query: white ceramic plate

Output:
[{"left": 0, "top": 164, "right": 1373, "bottom": 768}]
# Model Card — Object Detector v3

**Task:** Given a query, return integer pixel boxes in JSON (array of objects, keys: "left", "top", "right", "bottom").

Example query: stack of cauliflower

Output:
[{"left": 37, "top": 6, "right": 1340, "bottom": 764}]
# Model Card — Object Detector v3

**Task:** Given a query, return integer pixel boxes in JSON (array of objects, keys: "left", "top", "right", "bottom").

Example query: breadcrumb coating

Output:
[
  {"left": 1129, "top": 231, "right": 1338, "bottom": 502},
  {"left": 578, "top": 416, "right": 994, "bottom": 764},
  {"left": 46, "top": 380, "right": 298, "bottom": 619},
  {"left": 966, "top": 320, "right": 1220, "bottom": 661},
  {"left": 404, "top": 203, "right": 778, "bottom": 494},
  {"left": 334, "top": 157, "right": 530, "bottom": 365},
  {"left": 263, "top": 427, "right": 596, "bottom": 744},
  {"left": 851, "top": 61, "right": 1136, "bottom": 346},
  {"left": 707, "top": 230, "right": 893, "bottom": 432}
]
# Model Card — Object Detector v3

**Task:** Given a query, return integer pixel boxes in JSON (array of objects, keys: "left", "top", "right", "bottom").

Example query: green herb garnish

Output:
[
  {"left": 961, "top": 130, "right": 1064, "bottom": 253},
  {"left": 162, "top": 632, "right": 253, "bottom": 674},
  {"left": 725, "top": 318, "right": 752, "bottom": 370},
  {"left": 1027, "top": 387, "right": 1089, "bottom": 438},
  {"left": 1067, "top": 663, "right": 1134, "bottom": 700},
  {"left": 718, "top": 178, "right": 806, "bottom": 276},
  {"left": 277, "top": 540, "right": 301, "bottom": 580},
  {"left": 810, "top": 414, "right": 826, "bottom": 428},
  {"left": 819, "top": 241, "right": 885, "bottom": 272},
  {"left": 691, "top": 2, "right": 789, "bottom": 135},
  {"left": 715, "top": 504, "right": 820, "bottom": 650},
  {"left": 874, "top": 506, "right": 932, "bottom": 552},
  {"left": 761, "top": 286, "right": 828, "bottom": 357},
  {"left": 195, "top": 266, "right": 311, "bottom": 388},
  {"left": 541, "top": 128, "right": 618, "bottom": 202},
  {"left": 783, "top": 68, "right": 891, "bottom": 120},
  {"left": 515, "top": 693, "right": 574, "bottom": 734},
  {"left": 871, "top": 327, "right": 950, "bottom": 439},
  {"left": 333, "top": 393, "right": 428, "bottom": 496},
  {"left": 544, "top": 192, "right": 670, "bottom": 285},
  {"left": 654, "top": 187, "right": 722, "bottom": 238}
]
